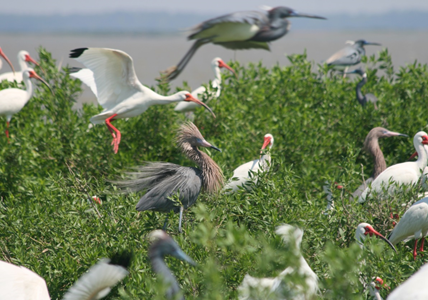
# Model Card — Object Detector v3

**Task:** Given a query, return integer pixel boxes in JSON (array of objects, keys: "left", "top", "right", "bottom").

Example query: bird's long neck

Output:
[
  {"left": 365, "top": 137, "right": 386, "bottom": 178},
  {"left": 18, "top": 59, "right": 28, "bottom": 71},
  {"left": 415, "top": 143, "right": 428, "bottom": 171},
  {"left": 149, "top": 93, "right": 187, "bottom": 106},
  {"left": 183, "top": 144, "right": 224, "bottom": 193},
  {"left": 150, "top": 254, "right": 183, "bottom": 300},
  {"left": 22, "top": 76, "right": 34, "bottom": 104},
  {"left": 356, "top": 76, "right": 367, "bottom": 105},
  {"left": 211, "top": 67, "right": 222, "bottom": 98}
]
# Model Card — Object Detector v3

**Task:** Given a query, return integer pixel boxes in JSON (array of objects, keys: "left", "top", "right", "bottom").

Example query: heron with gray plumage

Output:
[
  {"left": 346, "top": 68, "right": 379, "bottom": 108},
  {"left": 326, "top": 40, "right": 381, "bottom": 76},
  {"left": 162, "top": 6, "right": 326, "bottom": 81},
  {"left": 116, "top": 122, "right": 223, "bottom": 232},
  {"left": 149, "top": 230, "right": 196, "bottom": 300}
]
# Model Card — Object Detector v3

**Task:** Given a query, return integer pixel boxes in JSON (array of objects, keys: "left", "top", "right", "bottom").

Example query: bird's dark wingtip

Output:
[
  {"left": 68, "top": 67, "right": 82, "bottom": 74},
  {"left": 109, "top": 250, "right": 133, "bottom": 269},
  {"left": 69, "top": 48, "right": 89, "bottom": 58}
]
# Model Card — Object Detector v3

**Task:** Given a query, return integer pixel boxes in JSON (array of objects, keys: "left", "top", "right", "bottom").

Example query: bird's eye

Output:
[{"left": 423, "top": 136, "right": 427, "bottom": 141}]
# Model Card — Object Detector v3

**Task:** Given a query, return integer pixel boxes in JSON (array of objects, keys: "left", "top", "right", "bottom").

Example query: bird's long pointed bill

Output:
[
  {"left": 26, "top": 55, "right": 46, "bottom": 75},
  {"left": 174, "top": 248, "right": 197, "bottom": 266},
  {"left": 32, "top": 72, "right": 54, "bottom": 96},
  {"left": 261, "top": 137, "right": 271, "bottom": 150},
  {"left": 293, "top": 12, "right": 326, "bottom": 20},
  {"left": 200, "top": 139, "right": 221, "bottom": 152},
  {"left": 385, "top": 131, "right": 408, "bottom": 137},
  {"left": 218, "top": 60, "right": 237, "bottom": 78},
  {"left": 409, "top": 151, "right": 418, "bottom": 160},
  {"left": 0, "top": 48, "right": 15, "bottom": 74},
  {"left": 366, "top": 42, "right": 381, "bottom": 46},
  {"left": 371, "top": 229, "right": 397, "bottom": 252},
  {"left": 185, "top": 94, "right": 216, "bottom": 118}
]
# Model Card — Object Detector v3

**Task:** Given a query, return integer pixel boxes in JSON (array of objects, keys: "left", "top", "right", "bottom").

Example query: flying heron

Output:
[
  {"left": 346, "top": 68, "right": 379, "bottom": 108},
  {"left": 163, "top": 6, "right": 326, "bottom": 81},
  {"left": 326, "top": 40, "right": 381, "bottom": 76},
  {"left": 116, "top": 121, "right": 224, "bottom": 232},
  {"left": 149, "top": 230, "right": 196, "bottom": 300}
]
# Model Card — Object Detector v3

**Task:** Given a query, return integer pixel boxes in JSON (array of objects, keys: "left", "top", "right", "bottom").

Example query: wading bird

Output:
[
  {"left": 69, "top": 67, "right": 98, "bottom": 97},
  {"left": 0, "top": 50, "right": 41, "bottom": 82},
  {"left": 0, "top": 69, "right": 52, "bottom": 138},
  {"left": 0, "top": 48, "right": 15, "bottom": 74},
  {"left": 116, "top": 122, "right": 224, "bottom": 232},
  {"left": 387, "top": 263, "right": 428, "bottom": 299},
  {"left": 0, "top": 251, "right": 132, "bottom": 300},
  {"left": 223, "top": 134, "right": 274, "bottom": 193},
  {"left": 358, "top": 131, "right": 428, "bottom": 203},
  {"left": 238, "top": 224, "right": 318, "bottom": 300},
  {"left": 326, "top": 40, "right": 381, "bottom": 75},
  {"left": 174, "top": 57, "right": 236, "bottom": 119},
  {"left": 355, "top": 223, "right": 397, "bottom": 252},
  {"left": 69, "top": 48, "right": 216, "bottom": 154},
  {"left": 353, "top": 128, "right": 408, "bottom": 198},
  {"left": 163, "top": 7, "right": 326, "bottom": 81},
  {"left": 388, "top": 196, "right": 428, "bottom": 260},
  {"left": 149, "top": 230, "right": 196, "bottom": 300},
  {"left": 346, "top": 68, "right": 379, "bottom": 108}
]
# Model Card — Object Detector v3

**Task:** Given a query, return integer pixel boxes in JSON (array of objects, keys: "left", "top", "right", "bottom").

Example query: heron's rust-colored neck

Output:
[
  {"left": 181, "top": 143, "right": 224, "bottom": 193},
  {"left": 364, "top": 133, "right": 386, "bottom": 179}
]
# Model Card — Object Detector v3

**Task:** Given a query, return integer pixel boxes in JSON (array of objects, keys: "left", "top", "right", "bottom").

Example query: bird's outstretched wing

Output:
[
  {"left": 69, "top": 48, "right": 143, "bottom": 110},
  {"left": 326, "top": 46, "right": 360, "bottom": 66},
  {"left": 70, "top": 67, "right": 98, "bottom": 97},
  {"left": 63, "top": 251, "right": 132, "bottom": 300},
  {"left": 0, "top": 261, "right": 50, "bottom": 300},
  {"left": 117, "top": 162, "right": 203, "bottom": 213}
]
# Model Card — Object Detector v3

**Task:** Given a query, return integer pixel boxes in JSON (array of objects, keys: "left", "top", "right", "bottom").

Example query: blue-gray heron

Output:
[
  {"left": 326, "top": 40, "right": 381, "bottom": 75},
  {"left": 352, "top": 128, "right": 408, "bottom": 198},
  {"left": 149, "top": 230, "right": 196, "bottom": 300},
  {"left": 163, "top": 6, "right": 326, "bottom": 81},
  {"left": 117, "top": 122, "right": 223, "bottom": 232},
  {"left": 346, "top": 68, "right": 378, "bottom": 108}
]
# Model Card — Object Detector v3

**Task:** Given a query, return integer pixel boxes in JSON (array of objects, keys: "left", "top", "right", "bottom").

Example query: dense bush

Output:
[{"left": 0, "top": 47, "right": 427, "bottom": 299}]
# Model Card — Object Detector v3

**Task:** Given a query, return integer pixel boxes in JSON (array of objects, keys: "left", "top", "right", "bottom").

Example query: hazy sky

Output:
[{"left": 3, "top": 0, "right": 428, "bottom": 15}]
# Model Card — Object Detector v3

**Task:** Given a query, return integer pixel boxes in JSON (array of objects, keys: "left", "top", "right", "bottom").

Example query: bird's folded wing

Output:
[
  {"left": 326, "top": 47, "right": 359, "bottom": 66},
  {"left": 70, "top": 48, "right": 142, "bottom": 110}
]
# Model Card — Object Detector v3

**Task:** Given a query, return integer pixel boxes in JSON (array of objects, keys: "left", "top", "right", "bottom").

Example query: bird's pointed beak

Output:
[
  {"left": 29, "top": 70, "right": 54, "bottom": 96},
  {"left": 199, "top": 139, "right": 221, "bottom": 152},
  {"left": 345, "top": 70, "right": 358, "bottom": 74},
  {"left": 291, "top": 11, "right": 326, "bottom": 20},
  {"left": 185, "top": 93, "right": 216, "bottom": 118},
  {"left": 0, "top": 48, "right": 15, "bottom": 75},
  {"left": 218, "top": 60, "right": 237, "bottom": 78},
  {"left": 261, "top": 136, "right": 271, "bottom": 150},
  {"left": 409, "top": 151, "right": 418, "bottom": 160},
  {"left": 384, "top": 130, "right": 408, "bottom": 138},
  {"left": 173, "top": 248, "right": 197, "bottom": 266},
  {"left": 365, "top": 42, "right": 381, "bottom": 46},
  {"left": 25, "top": 54, "right": 46, "bottom": 75},
  {"left": 366, "top": 226, "right": 397, "bottom": 252}
]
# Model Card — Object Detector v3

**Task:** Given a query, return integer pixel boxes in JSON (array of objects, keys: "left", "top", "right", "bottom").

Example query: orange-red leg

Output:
[
  {"left": 413, "top": 239, "right": 419, "bottom": 260},
  {"left": 420, "top": 238, "right": 425, "bottom": 253},
  {"left": 5, "top": 121, "right": 9, "bottom": 139},
  {"left": 105, "top": 114, "right": 121, "bottom": 154}
]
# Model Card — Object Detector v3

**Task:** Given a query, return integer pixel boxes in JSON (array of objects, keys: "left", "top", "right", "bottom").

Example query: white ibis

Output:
[
  {"left": 174, "top": 57, "right": 236, "bottom": 119},
  {"left": 69, "top": 48, "right": 216, "bottom": 154},
  {"left": 0, "top": 48, "right": 15, "bottom": 74},
  {"left": 0, "top": 68, "right": 52, "bottom": 138},
  {"left": 355, "top": 223, "right": 396, "bottom": 252},
  {"left": 326, "top": 40, "right": 381, "bottom": 74},
  {"left": 238, "top": 224, "right": 318, "bottom": 300},
  {"left": 223, "top": 134, "right": 274, "bottom": 193},
  {"left": 163, "top": 7, "right": 326, "bottom": 81},
  {"left": 353, "top": 127, "right": 408, "bottom": 198},
  {"left": 0, "top": 251, "right": 131, "bottom": 300},
  {"left": 0, "top": 50, "right": 41, "bottom": 82},
  {"left": 387, "top": 263, "right": 428, "bottom": 299},
  {"left": 388, "top": 196, "right": 428, "bottom": 260},
  {"left": 358, "top": 131, "right": 428, "bottom": 203},
  {"left": 149, "top": 230, "right": 196, "bottom": 300},
  {"left": 69, "top": 67, "right": 98, "bottom": 97},
  {"left": 116, "top": 122, "right": 224, "bottom": 232}
]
